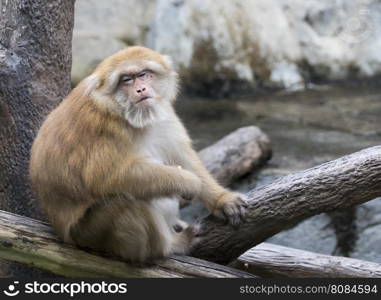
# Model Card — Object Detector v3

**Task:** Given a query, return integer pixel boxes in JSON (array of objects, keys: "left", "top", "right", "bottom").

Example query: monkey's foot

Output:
[
  {"left": 172, "top": 222, "right": 202, "bottom": 255},
  {"left": 173, "top": 220, "right": 188, "bottom": 232},
  {"left": 184, "top": 222, "right": 203, "bottom": 249}
]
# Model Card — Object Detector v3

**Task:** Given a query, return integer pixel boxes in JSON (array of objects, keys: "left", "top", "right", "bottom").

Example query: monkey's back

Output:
[{"left": 29, "top": 84, "right": 131, "bottom": 242}]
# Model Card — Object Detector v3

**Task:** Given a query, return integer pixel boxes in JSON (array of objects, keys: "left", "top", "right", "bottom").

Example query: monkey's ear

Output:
[{"left": 83, "top": 74, "right": 101, "bottom": 94}]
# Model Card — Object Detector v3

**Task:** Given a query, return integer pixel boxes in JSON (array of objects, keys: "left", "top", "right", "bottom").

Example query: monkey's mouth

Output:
[{"left": 136, "top": 96, "right": 152, "bottom": 104}]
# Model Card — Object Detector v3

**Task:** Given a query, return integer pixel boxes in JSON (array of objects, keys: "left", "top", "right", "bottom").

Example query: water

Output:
[{"left": 176, "top": 82, "right": 381, "bottom": 178}]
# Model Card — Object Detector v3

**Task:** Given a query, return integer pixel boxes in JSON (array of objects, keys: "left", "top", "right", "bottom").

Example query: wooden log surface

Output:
[
  {"left": 191, "top": 146, "right": 381, "bottom": 264},
  {"left": 0, "top": 210, "right": 254, "bottom": 278},
  {"left": 199, "top": 126, "right": 271, "bottom": 186},
  {"left": 233, "top": 243, "right": 381, "bottom": 278}
]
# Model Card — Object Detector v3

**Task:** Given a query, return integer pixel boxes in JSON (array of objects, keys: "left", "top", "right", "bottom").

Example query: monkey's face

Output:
[
  {"left": 114, "top": 62, "right": 177, "bottom": 128},
  {"left": 117, "top": 65, "right": 162, "bottom": 109},
  {"left": 120, "top": 69, "right": 156, "bottom": 104},
  {"left": 89, "top": 47, "right": 179, "bottom": 128}
]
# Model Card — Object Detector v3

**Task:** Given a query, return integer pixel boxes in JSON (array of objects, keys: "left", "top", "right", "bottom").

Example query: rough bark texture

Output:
[
  {"left": 232, "top": 243, "right": 381, "bottom": 278},
  {"left": 0, "top": 0, "right": 75, "bottom": 276},
  {"left": 0, "top": 210, "right": 254, "bottom": 278},
  {"left": 191, "top": 146, "right": 381, "bottom": 264},
  {"left": 199, "top": 126, "right": 271, "bottom": 186}
]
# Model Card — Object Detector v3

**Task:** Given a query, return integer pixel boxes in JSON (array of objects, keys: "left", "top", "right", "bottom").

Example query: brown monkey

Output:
[{"left": 29, "top": 46, "right": 247, "bottom": 262}]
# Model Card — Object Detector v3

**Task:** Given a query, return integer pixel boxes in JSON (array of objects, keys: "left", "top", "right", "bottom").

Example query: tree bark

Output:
[
  {"left": 191, "top": 146, "right": 381, "bottom": 264},
  {"left": 0, "top": 210, "right": 254, "bottom": 278},
  {"left": 232, "top": 243, "right": 381, "bottom": 278},
  {"left": 199, "top": 126, "right": 271, "bottom": 186},
  {"left": 0, "top": 0, "right": 75, "bottom": 276}
]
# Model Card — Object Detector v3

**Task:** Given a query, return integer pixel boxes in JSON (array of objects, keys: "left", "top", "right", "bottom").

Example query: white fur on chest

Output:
[
  {"left": 139, "top": 120, "right": 188, "bottom": 230},
  {"left": 140, "top": 120, "right": 185, "bottom": 165}
]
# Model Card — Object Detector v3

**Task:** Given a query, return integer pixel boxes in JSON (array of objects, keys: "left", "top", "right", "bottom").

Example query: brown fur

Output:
[{"left": 29, "top": 46, "right": 246, "bottom": 262}]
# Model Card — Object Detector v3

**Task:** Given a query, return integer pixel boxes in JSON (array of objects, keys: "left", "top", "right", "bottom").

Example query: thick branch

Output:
[
  {"left": 199, "top": 126, "right": 271, "bottom": 186},
  {"left": 191, "top": 146, "right": 381, "bottom": 264},
  {"left": 0, "top": 210, "right": 253, "bottom": 278},
  {"left": 232, "top": 243, "right": 381, "bottom": 278}
]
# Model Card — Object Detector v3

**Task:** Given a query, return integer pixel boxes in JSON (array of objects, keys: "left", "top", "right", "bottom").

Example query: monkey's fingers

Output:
[
  {"left": 212, "top": 192, "right": 248, "bottom": 228},
  {"left": 223, "top": 197, "right": 247, "bottom": 228}
]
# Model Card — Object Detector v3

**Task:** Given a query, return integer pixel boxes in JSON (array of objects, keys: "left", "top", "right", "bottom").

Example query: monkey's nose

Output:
[{"left": 136, "top": 87, "right": 146, "bottom": 94}]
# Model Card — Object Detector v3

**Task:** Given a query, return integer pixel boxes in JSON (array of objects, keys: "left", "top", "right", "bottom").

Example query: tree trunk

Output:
[
  {"left": 191, "top": 146, "right": 381, "bottom": 264},
  {"left": 0, "top": 0, "right": 75, "bottom": 276}
]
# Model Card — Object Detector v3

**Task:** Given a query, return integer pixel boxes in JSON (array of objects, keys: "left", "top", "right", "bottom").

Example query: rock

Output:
[
  {"left": 351, "top": 225, "right": 381, "bottom": 263},
  {"left": 351, "top": 198, "right": 381, "bottom": 263},
  {"left": 72, "top": 36, "right": 127, "bottom": 84},
  {"left": 266, "top": 213, "right": 338, "bottom": 255},
  {"left": 355, "top": 197, "right": 381, "bottom": 232},
  {"left": 72, "top": 0, "right": 155, "bottom": 83},
  {"left": 72, "top": 0, "right": 381, "bottom": 93}
]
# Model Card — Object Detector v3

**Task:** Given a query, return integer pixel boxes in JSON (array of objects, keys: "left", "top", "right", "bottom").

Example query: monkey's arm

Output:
[
  {"left": 84, "top": 156, "right": 202, "bottom": 201},
  {"left": 176, "top": 147, "right": 247, "bottom": 226}
]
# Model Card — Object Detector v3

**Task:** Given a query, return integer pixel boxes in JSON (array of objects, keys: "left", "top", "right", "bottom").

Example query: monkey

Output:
[{"left": 29, "top": 46, "right": 247, "bottom": 262}]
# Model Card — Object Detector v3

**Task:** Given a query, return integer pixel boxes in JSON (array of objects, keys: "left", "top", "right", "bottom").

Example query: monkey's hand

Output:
[{"left": 211, "top": 191, "right": 248, "bottom": 228}]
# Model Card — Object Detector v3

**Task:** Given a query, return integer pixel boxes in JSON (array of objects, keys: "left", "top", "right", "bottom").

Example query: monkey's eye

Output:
[
  {"left": 137, "top": 71, "right": 146, "bottom": 78},
  {"left": 120, "top": 75, "right": 133, "bottom": 84}
]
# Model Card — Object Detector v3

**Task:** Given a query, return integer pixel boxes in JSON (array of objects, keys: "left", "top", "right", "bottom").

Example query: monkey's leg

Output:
[
  {"left": 149, "top": 197, "right": 200, "bottom": 254},
  {"left": 70, "top": 197, "right": 197, "bottom": 262}
]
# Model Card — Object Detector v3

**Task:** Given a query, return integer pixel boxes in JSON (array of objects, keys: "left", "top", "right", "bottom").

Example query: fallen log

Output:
[
  {"left": 199, "top": 126, "right": 271, "bottom": 186},
  {"left": 191, "top": 146, "right": 381, "bottom": 264},
  {"left": 232, "top": 243, "right": 381, "bottom": 278},
  {"left": 0, "top": 210, "right": 253, "bottom": 278}
]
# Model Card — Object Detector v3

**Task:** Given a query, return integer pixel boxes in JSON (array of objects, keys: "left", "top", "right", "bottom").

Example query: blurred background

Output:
[{"left": 72, "top": 0, "right": 381, "bottom": 263}]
